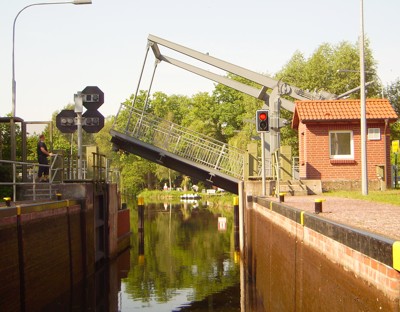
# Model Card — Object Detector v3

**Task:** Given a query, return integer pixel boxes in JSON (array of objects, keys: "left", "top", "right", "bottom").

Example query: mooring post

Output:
[
  {"left": 3, "top": 197, "right": 11, "bottom": 207},
  {"left": 138, "top": 197, "right": 145, "bottom": 263},
  {"left": 233, "top": 197, "right": 239, "bottom": 252},
  {"left": 138, "top": 197, "right": 145, "bottom": 231},
  {"left": 314, "top": 199, "right": 325, "bottom": 214}
]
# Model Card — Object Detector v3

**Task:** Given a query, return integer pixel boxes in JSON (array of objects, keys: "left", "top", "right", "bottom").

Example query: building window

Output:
[
  {"left": 329, "top": 131, "right": 354, "bottom": 159},
  {"left": 368, "top": 128, "right": 381, "bottom": 140}
]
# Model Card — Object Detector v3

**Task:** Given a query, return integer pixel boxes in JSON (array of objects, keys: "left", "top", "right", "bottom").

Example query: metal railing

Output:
[
  {"left": 292, "top": 156, "right": 299, "bottom": 180},
  {"left": 0, "top": 152, "right": 119, "bottom": 202},
  {"left": 0, "top": 157, "right": 59, "bottom": 202},
  {"left": 112, "top": 103, "right": 245, "bottom": 179}
]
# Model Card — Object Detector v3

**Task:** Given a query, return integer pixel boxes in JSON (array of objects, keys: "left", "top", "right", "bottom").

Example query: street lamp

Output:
[{"left": 10, "top": 0, "right": 92, "bottom": 165}]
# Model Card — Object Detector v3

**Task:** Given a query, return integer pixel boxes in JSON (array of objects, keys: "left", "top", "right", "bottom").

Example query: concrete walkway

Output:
[{"left": 271, "top": 195, "right": 400, "bottom": 241}]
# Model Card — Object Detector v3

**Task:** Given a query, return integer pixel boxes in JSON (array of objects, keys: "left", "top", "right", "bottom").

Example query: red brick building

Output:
[{"left": 291, "top": 99, "right": 398, "bottom": 190}]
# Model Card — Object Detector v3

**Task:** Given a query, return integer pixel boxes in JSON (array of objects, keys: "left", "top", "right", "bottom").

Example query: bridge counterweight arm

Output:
[
  {"left": 148, "top": 34, "right": 278, "bottom": 90},
  {"left": 147, "top": 34, "right": 338, "bottom": 108},
  {"left": 159, "top": 54, "right": 269, "bottom": 102}
]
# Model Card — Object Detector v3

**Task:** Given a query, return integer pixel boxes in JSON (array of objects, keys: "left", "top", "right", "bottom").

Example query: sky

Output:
[{"left": 1, "top": 0, "right": 400, "bottom": 129}]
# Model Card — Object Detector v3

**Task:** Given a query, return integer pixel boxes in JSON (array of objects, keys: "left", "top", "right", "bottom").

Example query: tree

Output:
[
  {"left": 273, "top": 39, "right": 379, "bottom": 155},
  {"left": 385, "top": 79, "right": 400, "bottom": 117},
  {"left": 384, "top": 79, "right": 400, "bottom": 141},
  {"left": 181, "top": 92, "right": 224, "bottom": 140},
  {"left": 276, "top": 40, "right": 379, "bottom": 98},
  {"left": 181, "top": 175, "right": 191, "bottom": 191},
  {"left": 151, "top": 92, "right": 190, "bottom": 124}
]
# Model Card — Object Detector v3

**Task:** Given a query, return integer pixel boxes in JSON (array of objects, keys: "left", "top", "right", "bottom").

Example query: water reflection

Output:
[{"left": 120, "top": 199, "right": 241, "bottom": 311}]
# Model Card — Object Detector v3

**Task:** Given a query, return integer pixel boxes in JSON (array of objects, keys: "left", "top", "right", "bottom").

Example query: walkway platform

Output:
[{"left": 271, "top": 194, "right": 400, "bottom": 240}]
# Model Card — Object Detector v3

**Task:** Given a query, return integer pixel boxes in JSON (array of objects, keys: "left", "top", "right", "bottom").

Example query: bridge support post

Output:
[{"left": 238, "top": 181, "right": 245, "bottom": 254}]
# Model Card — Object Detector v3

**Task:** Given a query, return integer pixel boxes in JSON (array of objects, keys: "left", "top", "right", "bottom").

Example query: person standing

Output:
[{"left": 37, "top": 134, "right": 52, "bottom": 182}]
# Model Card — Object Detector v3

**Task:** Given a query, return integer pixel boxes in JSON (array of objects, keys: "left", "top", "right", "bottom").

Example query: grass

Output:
[{"left": 324, "top": 189, "right": 400, "bottom": 206}]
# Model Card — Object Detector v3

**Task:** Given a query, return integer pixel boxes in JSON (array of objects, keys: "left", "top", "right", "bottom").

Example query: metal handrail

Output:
[
  {"left": 112, "top": 103, "right": 245, "bottom": 179},
  {"left": 1, "top": 153, "right": 117, "bottom": 202},
  {"left": 0, "top": 158, "right": 53, "bottom": 201},
  {"left": 292, "top": 156, "right": 299, "bottom": 180},
  {"left": 271, "top": 149, "right": 280, "bottom": 196}
]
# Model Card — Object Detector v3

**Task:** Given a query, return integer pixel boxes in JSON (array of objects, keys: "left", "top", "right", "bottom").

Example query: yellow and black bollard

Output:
[
  {"left": 3, "top": 197, "right": 11, "bottom": 207},
  {"left": 56, "top": 193, "right": 62, "bottom": 201},
  {"left": 138, "top": 197, "right": 145, "bottom": 264},
  {"left": 233, "top": 197, "right": 240, "bottom": 252},
  {"left": 279, "top": 192, "right": 286, "bottom": 203}
]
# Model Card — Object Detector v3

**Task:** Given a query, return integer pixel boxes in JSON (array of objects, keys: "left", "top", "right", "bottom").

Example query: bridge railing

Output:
[{"left": 112, "top": 103, "right": 245, "bottom": 179}]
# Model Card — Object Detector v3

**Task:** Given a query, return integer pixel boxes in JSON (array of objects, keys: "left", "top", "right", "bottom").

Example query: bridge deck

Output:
[{"left": 110, "top": 104, "right": 244, "bottom": 194}]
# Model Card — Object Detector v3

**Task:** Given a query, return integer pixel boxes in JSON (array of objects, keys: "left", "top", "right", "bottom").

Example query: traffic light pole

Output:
[
  {"left": 74, "top": 92, "right": 83, "bottom": 180},
  {"left": 261, "top": 132, "right": 266, "bottom": 196}
]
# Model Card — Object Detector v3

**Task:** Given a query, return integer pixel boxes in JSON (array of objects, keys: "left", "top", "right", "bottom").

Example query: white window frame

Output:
[
  {"left": 367, "top": 128, "right": 381, "bottom": 140},
  {"left": 329, "top": 130, "right": 354, "bottom": 160}
]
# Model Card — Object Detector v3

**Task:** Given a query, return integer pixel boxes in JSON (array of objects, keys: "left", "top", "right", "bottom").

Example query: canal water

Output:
[
  {"left": 26, "top": 198, "right": 398, "bottom": 311},
  {"left": 40, "top": 199, "right": 242, "bottom": 311},
  {"left": 119, "top": 199, "right": 241, "bottom": 311}
]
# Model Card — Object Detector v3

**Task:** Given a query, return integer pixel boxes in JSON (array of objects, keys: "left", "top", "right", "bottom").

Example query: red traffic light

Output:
[
  {"left": 256, "top": 109, "right": 269, "bottom": 133},
  {"left": 258, "top": 112, "right": 268, "bottom": 121}
]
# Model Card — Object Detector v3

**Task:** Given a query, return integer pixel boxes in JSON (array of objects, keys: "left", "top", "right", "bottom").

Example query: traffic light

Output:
[
  {"left": 82, "top": 109, "right": 104, "bottom": 133},
  {"left": 256, "top": 109, "right": 269, "bottom": 132},
  {"left": 56, "top": 110, "right": 77, "bottom": 133},
  {"left": 81, "top": 86, "right": 104, "bottom": 111},
  {"left": 81, "top": 86, "right": 105, "bottom": 133}
]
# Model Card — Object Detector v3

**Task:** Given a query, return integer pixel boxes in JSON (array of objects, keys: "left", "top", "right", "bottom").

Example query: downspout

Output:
[{"left": 384, "top": 118, "right": 389, "bottom": 188}]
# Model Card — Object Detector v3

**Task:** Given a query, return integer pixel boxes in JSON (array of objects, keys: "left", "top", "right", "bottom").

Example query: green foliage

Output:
[
  {"left": 0, "top": 116, "right": 23, "bottom": 161},
  {"left": 385, "top": 79, "right": 400, "bottom": 117},
  {"left": 276, "top": 40, "right": 379, "bottom": 98},
  {"left": 384, "top": 79, "right": 400, "bottom": 143}
]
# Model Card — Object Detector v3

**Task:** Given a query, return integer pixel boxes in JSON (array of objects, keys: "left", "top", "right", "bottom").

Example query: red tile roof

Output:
[{"left": 292, "top": 99, "right": 398, "bottom": 128}]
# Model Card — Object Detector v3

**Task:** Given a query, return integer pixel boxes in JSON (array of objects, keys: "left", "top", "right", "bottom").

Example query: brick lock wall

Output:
[
  {"left": 22, "top": 208, "right": 71, "bottom": 309},
  {"left": 250, "top": 202, "right": 400, "bottom": 303},
  {"left": 299, "top": 121, "right": 391, "bottom": 186},
  {"left": 0, "top": 199, "right": 93, "bottom": 312},
  {"left": 68, "top": 205, "right": 85, "bottom": 285},
  {"left": 0, "top": 218, "right": 20, "bottom": 312}
]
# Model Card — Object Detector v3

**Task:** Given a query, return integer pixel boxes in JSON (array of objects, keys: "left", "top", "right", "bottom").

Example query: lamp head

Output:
[{"left": 73, "top": 0, "right": 92, "bottom": 4}]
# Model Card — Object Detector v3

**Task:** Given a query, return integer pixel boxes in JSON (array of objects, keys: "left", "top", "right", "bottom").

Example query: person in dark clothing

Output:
[{"left": 37, "top": 134, "right": 52, "bottom": 182}]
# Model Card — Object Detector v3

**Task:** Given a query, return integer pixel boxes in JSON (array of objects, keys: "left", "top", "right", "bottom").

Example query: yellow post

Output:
[{"left": 393, "top": 241, "right": 400, "bottom": 271}]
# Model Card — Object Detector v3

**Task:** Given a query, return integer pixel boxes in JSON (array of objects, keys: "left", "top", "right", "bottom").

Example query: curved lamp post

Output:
[
  {"left": 9, "top": 0, "right": 91, "bottom": 202},
  {"left": 10, "top": 0, "right": 92, "bottom": 165},
  {"left": 359, "top": 0, "right": 368, "bottom": 195}
]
